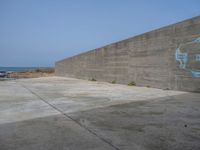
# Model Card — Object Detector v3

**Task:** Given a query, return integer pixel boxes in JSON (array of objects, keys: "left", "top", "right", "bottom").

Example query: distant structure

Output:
[{"left": 55, "top": 16, "right": 200, "bottom": 92}]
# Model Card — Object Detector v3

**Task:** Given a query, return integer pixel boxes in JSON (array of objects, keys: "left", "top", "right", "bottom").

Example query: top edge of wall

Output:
[{"left": 56, "top": 15, "right": 200, "bottom": 64}]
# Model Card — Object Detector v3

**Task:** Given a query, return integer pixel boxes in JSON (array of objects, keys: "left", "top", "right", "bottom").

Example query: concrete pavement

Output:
[{"left": 0, "top": 77, "right": 199, "bottom": 150}]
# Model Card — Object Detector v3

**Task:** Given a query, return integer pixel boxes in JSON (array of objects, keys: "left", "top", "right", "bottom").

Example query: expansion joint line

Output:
[{"left": 18, "top": 81, "right": 121, "bottom": 150}]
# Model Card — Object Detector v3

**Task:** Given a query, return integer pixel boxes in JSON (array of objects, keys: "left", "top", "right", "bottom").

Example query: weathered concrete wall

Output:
[{"left": 55, "top": 16, "right": 200, "bottom": 92}]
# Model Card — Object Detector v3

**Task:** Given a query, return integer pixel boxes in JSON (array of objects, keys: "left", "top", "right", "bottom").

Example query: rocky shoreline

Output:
[{"left": 8, "top": 68, "right": 54, "bottom": 79}]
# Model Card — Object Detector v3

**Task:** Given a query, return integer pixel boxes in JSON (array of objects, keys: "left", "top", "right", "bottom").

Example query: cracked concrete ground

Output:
[{"left": 0, "top": 77, "right": 199, "bottom": 150}]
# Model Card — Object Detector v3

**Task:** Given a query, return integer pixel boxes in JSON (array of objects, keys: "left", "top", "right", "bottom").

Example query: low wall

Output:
[{"left": 55, "top": 16, "right": 200, "bottom": 92}]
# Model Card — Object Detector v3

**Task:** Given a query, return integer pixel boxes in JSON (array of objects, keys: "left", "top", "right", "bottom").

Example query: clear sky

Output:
[{"left": 0, "top": 0, "right": 200, "bottom": 67}]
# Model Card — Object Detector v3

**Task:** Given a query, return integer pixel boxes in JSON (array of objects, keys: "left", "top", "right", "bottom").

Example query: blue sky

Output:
[{"left": 0, "top": 0, "right": 199, "bottom": 67}]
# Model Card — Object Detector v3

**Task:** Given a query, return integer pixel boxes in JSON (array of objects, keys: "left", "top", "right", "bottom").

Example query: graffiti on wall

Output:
[{"left": 175, "top": 37, "right": 200, "bottom": 77}]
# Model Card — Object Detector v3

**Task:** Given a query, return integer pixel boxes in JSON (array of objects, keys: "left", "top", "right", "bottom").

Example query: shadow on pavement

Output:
[{"left": 0, "top": 92, "right": 199, "bottom": 150}]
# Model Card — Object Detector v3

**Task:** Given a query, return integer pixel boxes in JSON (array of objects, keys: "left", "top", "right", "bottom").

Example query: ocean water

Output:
[{"left": 0, "top": 67, "right": 52, "bottom": 72}]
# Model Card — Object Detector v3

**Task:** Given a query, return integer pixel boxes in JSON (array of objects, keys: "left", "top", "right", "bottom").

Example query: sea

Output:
[{"left": 0, "top": 67, "right": 53, "bottom": 72}]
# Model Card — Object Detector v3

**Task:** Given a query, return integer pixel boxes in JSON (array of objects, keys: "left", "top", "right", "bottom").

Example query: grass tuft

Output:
[
  {"left": 89, "top": 78, "right": 97, "bottom": 81},
  {"left": 128, "top": 81, "right": 136, "bottom": 86},
  {"left": 111, "top": 80, "right": 116, "bottom": 84}
]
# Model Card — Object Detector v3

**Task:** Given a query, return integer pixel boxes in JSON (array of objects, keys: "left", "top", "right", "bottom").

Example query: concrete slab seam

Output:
[{"left": 17, "top": 81, "right": 121, "bottom": 150}]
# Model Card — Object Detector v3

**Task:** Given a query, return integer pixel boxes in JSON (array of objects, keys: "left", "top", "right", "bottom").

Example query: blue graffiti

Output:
[
  {"left": 191, "top": 71, "right": 200, "bottom": 78},
  {"left": 175, "top": 37, "right": 200, "bottom": 77},
  {"left": 194, "top": 37, "right": 200, "bottom": 43},
  {"left": 175, "top": 48, "right": 188, "bottom": 69},
  {"left": 196, "top": 54, "right": 200, "bottom": 62}
]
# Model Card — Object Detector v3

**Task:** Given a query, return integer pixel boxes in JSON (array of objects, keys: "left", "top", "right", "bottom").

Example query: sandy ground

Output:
[{"left": 0, "top": 77, "right": 199, "bottom": 150}]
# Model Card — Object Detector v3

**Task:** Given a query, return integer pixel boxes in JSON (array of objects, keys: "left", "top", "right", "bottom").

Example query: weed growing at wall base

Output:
[
  {"left": 111, "top": 80, "right": 116, "bottom": 84},
  {"left": 128, "top": 81, "right": 136, "bottom": 86},
  {"left": 89, "top": 78, "right": 97, "bottom": 81}
]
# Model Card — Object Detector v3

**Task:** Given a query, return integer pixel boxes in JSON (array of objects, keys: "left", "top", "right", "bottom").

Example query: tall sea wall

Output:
[{"left": 55, "top": 16, "right": 200, "bottom": 92}]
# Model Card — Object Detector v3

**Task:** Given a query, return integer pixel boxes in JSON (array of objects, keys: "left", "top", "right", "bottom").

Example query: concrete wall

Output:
[{"left": 55, "top": 16, "right": 200, "bottom": 92}]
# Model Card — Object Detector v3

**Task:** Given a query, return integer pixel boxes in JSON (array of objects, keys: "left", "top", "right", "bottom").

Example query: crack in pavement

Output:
[{"left": 18, "top": 81, "right": 121, "bottom": 150}]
